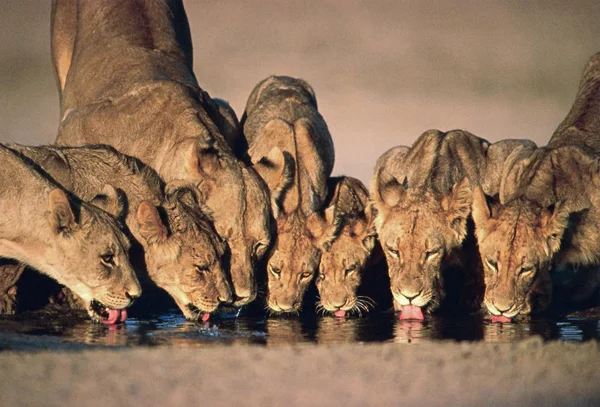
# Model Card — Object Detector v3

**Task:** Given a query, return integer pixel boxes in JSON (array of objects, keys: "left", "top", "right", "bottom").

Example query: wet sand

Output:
[{"left": 0, "top": 338, "right": 598, "bottom": 406}]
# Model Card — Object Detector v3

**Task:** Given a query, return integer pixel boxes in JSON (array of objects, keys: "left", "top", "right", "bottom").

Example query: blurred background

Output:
[{"left": 1, "top": 0, "right": 599, "bottom": 184}]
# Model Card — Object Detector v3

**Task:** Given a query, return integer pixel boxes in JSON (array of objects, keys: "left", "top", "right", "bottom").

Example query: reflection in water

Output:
[
  {"left": 393, "top": 320, "right": 430, "bottom": 344},
  {"left": 0, "top": 308, "right": 598, "bottom": 350},
  {"left": 316, "top": 317, "right": 358, "bottom": 344}
]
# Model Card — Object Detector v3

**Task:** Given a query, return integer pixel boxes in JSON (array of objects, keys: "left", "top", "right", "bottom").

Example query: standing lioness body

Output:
[
  {"left": 52, "top": 0, "right": 271, "bottom": 306},
  {"left": 0, "top": 144, "right": 140, "bottom": 322}
]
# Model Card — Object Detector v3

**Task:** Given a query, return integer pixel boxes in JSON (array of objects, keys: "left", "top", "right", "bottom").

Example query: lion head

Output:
[
  {"left": 44, "top": 189, "right": 142, "bottom": 323},
  {"left": 372, "top": 139, "right": 475, "bottom": 314},
  {"left": 266, "top": 213, "right": 328, "bottom": 313},
  {"left": 375, "top": 183, "right": 472, "bottom": 312},
  {"left": 166, "top": 136, "right": 272, "bottom": 307},
  {"left": 315, "top": 177, "right": 377, "bottom": 317},
  {"left": 472, "top": 188, "right": 567, "bottom": 318},
  {"left": 135, "top": 185, "right": 233, "bottom": 321}
]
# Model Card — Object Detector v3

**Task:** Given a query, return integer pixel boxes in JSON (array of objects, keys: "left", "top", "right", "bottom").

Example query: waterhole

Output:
[{"left": 0, "top": 308, "right": 598, "bottom": 350}]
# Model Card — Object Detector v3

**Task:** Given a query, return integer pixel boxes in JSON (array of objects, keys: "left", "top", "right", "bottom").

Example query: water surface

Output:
[{"left": 1, "top": 308, "right": 598, "bottom": 350}]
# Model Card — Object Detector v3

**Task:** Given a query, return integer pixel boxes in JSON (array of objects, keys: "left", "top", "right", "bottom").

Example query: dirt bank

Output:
[{"left": 1, "top": 338, "right": 598, "bottom": 406}]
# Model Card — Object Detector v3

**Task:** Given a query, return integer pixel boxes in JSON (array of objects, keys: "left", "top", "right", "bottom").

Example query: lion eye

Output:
[
  {"left": 300, "top": 271, "right": 313, "bottom": 280},
  {"left": 195, "top": 264, "right": 210, "bottom": 274},
  {"left": 519, "top": 266, "right": 535, "bottom": 277},
  {"left": 269, "top": 265, "right": 281, "bottom": 278},
  {"left": 254, "top": 242, "right": 268, "bottom": 259},
  {"left": 425, "top": 248, "right": 441, "bottom": 261},
  {"left": 345, "top": 264, "right": 357, "bottom": 276},
  {"left": 387, "top": 245, "right": 400, "bottom": 259},
  {"left": 485, "top": 257, "right": 498, "bottom": 272},
  {"left": 100, "top": 253, "right": 115, "bottom": 267},
  {"left": 319, "top": 273, "right": 325, "bottom": 281}
]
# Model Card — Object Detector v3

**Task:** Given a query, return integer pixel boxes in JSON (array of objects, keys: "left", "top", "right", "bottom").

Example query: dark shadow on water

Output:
[{"left": 0, "top": 306, "right": 598, "bottom": 350}]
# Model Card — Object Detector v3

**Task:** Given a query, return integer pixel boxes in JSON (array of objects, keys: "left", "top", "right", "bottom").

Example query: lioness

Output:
[
  {"left": 4, "top": 144, "right": 231, "bottom": 321},
  {"left": 372, "top": 130, "right": 491, "bottom": 319},
  {"left": 315, "top": 177, "right": 379, "bottom": 317},
  {"left": 472, "top": 52, "right": 600, "bottom": 321},
  {"left": 0, "top": 144, "right": 141, "bottom": 323},
  {"left": 51, "top": 0, "right": 271, "bottom": 306},
  {"left": 472, "top": 145, "right": 600, "bottom": 320},
  {"left": 241, "top": 76, "right": 335, "bottom": 313}
]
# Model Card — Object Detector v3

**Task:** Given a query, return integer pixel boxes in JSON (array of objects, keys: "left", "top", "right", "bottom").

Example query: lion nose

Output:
[
  {"left": 218, "top": 292, "right": 232, "bottom": 303},
  {"left": 331, "top": 298, "right": 347, "bottom": 309},
  {"left": 125, "top": 291, "right": 140, "bottom": 302},
  {"left": 494, "top": 302, "right": 513, "bottom": 314},
  {"left": 125, "top": 279, "right": 142, "bottom": 299},
  {"left": 401, "top": 289, "right": 422, "bottom": 303}
]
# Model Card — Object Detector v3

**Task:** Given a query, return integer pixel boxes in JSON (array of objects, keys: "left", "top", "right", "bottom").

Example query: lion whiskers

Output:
[{"left": 315, "top": 300, "right": 328, "bottom": 316}]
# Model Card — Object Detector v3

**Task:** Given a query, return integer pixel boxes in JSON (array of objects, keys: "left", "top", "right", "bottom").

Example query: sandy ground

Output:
[{"left": 0, "top": 338, "right": 598, "bottom": 406}]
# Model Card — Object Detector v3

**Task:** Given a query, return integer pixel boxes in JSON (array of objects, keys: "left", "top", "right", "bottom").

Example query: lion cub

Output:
[
  {"left": 241, "top": 76, "right": 335, "bottom": 313},
  {"left": 0, "top": 144, "right": 141, "bottom": 323},
  {"left": 4, "top": 144, "right": 232, "bottom": 321},
  {"left": 315, "top": 177, "right": 379, "bottom": 317}
]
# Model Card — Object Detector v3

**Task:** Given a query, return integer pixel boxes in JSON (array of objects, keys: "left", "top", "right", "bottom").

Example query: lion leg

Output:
[{"left": 0, "top": 261, "right": 25, "bottom": 314}]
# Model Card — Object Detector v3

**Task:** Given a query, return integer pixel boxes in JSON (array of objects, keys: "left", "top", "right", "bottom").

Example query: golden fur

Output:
[
  {"left": 371, "top": 130, "right": 492, "bottom": 313},
  {"left": 473, "top": 53, "right": 600, "bottom": 317},
  {"left": 4, "top": 144, "right": 231, "bottom": 319},
  {"left": 241, "top": 76, "right": 335, "bottom": 313},
  {"left": 548, "top": 52, "right": 600, "bottom": 151},
  {"left": 315, "top": 177, "right": 377, "bottom": 315},
  {"left": 0, "top": 144, "right": 141, "bottom": 321},
  {"left": 473, "top": 145, "right": 600, "bottom": 316},
  {"left": 51, "top": 0, "right": 271, "bottom": 305}
]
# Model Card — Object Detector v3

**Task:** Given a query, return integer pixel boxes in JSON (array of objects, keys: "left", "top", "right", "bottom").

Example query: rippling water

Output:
[{"left": 0, "top": 307, "right": 598, "bottom": 350}]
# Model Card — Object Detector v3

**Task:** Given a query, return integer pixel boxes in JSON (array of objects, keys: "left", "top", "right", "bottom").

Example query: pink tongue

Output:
[
  {"left": 491, "top": 315, "right": 512, "bottom": 323},
  {"left": 201, "top": 313, "right": 210, "bottom": 323},
  {"left": 400, "top": 305, "right": 424, "bottom": 321},
  {"left": 102, "top": 309, "right": 127, "bottom": 325},
  {"left": 334, "top": 310, "right": 346, "bottom": 318}
]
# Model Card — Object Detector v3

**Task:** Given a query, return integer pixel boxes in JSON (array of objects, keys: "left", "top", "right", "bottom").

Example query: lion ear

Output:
[
  {"left": 499, "top": 146, "right": 539, "bottom": 204},
  {"left": 253, "top": 146, "right": 295, "bottom": 218},
  {"left": 184, "top": 139, "right": 221, "bottom": 177},
  {"left": 371, "top": 146, "right": 409, "bottom": 225},
  {"left": 377, "top": 172, "right": 407, "bottom": 208},
  {"left": 89, "top": 184, "right": 127, "bottom": 221},
  {"left": 540, "top": 201, "right": 569, "bottom": 256},
  {"left": 48, "top": 188, "right": 77, "bottom": 235},
  {"left": 471, "top": 185, "right": 492, "bottom": 241},
  {"left": 136, "top": 201, "right": 168, "bottom": 245},
  {"left": 441, "top": 177, "right": 472, "bottom": 243}
]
